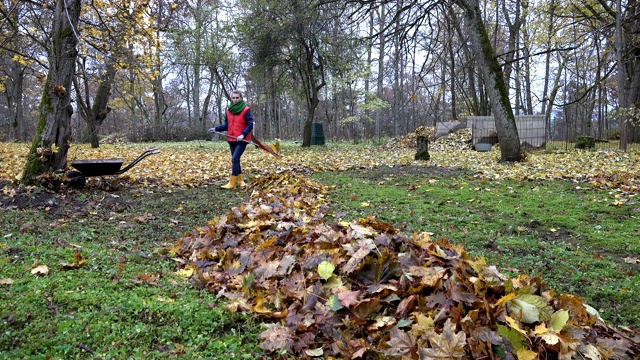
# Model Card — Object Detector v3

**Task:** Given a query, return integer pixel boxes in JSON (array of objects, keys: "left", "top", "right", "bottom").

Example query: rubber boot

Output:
[
  {"left": 238, "top": 174, "right": 247, "bottom": 188},
  {"left": 221, "top": 175, "right": 238, "bottom": 189}
]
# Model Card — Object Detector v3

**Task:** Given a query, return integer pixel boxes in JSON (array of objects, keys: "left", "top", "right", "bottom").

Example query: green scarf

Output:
[{"left": 228, "top": 100, "right": 247, "bottom": 115}]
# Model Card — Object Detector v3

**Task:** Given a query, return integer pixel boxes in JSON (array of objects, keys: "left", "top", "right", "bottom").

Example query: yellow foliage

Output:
[{"left": 0, "top": 141, "right": 639, "bottom": 205}]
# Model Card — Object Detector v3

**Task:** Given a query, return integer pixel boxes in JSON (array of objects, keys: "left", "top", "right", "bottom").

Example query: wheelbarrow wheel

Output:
[{"left": 64, "top": 171, "right": 86, "bottom": 189}]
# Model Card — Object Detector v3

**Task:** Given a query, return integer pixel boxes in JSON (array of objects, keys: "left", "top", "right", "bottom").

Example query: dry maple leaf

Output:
[
  {"left": 420, "top": 319, "right": 467, "bottom": 359},
  {"left": 259, "top": 324, "right": 296, "bottom": 353},
  {"left": 341, "top": 238, "right": 376, "bottom": 274},
  {"left": 336, "top": 289, "right": 361, "bottom": 308},
  {"left": 383, "top": 327, "right": 419, "bottom": 357},
  {"left": 132, "top": 273, "right": 159, "bottom": 285},
  {"left": 31, "top": 265, "right": 49, "bottom": 276}
]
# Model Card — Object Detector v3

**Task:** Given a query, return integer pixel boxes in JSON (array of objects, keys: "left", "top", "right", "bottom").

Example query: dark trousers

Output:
[{"left": 228, "top": 141, "right": 248, "bottom": 176}]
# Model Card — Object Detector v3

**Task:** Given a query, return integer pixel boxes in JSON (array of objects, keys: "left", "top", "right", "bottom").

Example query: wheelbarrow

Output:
[{"left": 65, "top": 148, "right": 160, "bottom": 188}]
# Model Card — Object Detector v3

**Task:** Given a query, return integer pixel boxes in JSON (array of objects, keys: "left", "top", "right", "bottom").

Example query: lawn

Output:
[{"left": 1, "top": 137, "right": 638, "bottom": 358}]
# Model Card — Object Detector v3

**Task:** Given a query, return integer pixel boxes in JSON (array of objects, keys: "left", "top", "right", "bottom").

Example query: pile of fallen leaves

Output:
[
  {"left": 430, "top": 128, "right": 473, "bottom": 153},
  {"left": 382, "top": 126, "right": 437, "bottom": 150},
  {"left": 382, "top": 126, "right": 475, "bottom": 153},
  {"left": 171, "top": 173, "right": 639, "bottom": 359},
  {"left": 100, "top": 133, "right": 129, "bottom": 145}
]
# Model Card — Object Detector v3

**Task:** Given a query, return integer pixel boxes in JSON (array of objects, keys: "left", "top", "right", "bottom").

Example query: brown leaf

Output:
[
  {"left": 132, "top": 273, "right": 159, "bottom": 285},
  {"left": 254, "top": 260, "right": 280, "bottom": 282},
  {"left": 59, "top": 250, "right": 86, "bottom": 270},
  {"left": 395, "top": 295, "right": 416, "bottom": 318},
  {"left": 31, "top": 265, "right": 49, "bottom": 276},
  {"left": 336, "top": 289, "right": 361, "bottom": 308},
  {"left": 160, "top": 170, "right": 640, "bottom": 359},
  {"left": 407, "top": 265, "right": 446, "bottom": 287},
  {"left": 420, "top": 319, "right": 467, "bottom": 359},
  {"left": 383, "top": 328, "right": 418, "bottom": 357},
  {"left": 259, "top": 324, "right": 295, "bottom": 353},
  {"left": 351, "top": 298, "right": 382, "bottom": 320},
  {"left": 342, "top": 239, "right": 376, "bottom": 274}
]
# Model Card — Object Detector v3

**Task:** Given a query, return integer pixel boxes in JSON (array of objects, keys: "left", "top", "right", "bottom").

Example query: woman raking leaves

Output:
[{"left": 208, "top": 90, "right": 254, "bottom": 189}]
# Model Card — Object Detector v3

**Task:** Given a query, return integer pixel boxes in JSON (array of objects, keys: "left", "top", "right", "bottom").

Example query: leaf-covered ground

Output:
[
  {"left": 2, "top": 130, "right": 639, "bottom": 203},
  {"left": 1, "top": 132, "right": 639, "bottom": 358}
]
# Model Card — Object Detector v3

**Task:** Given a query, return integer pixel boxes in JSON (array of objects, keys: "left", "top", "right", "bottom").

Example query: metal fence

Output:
[{"left": 465, "top": 116, "right": 640, "bottom": 151}]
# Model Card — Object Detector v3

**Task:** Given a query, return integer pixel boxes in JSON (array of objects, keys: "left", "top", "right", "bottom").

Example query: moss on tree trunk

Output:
[
  {"left": 457, "top": 0, "right": 522, "bottom": 162},
  {"left": 21, "top": 0, "right": 80, "bottom": 185},
  {"left": 415, "top": 135, "right": 430, "bottom": 161}
]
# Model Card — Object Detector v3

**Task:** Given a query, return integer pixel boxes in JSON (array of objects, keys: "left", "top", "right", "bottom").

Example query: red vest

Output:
[{"left": 226, "top": 107, "right": 252, "bottom": 142}]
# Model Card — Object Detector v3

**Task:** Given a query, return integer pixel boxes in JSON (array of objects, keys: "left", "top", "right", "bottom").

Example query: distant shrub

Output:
[{"left": 605, "top": 128, "right": 620, "bottom": 140}]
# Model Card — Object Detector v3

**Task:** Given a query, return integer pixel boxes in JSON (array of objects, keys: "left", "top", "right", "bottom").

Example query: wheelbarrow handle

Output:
[{"left": 115, "top": 148, "right": 161, "bottom": 175}]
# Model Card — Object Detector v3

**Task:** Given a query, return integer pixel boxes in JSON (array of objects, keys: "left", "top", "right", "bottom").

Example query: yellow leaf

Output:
[
  {"left": 505, "top": 316, "right": 528, "bottom": 336},
  {"left": 323, "top": 275, "right": 343, "bottom": 289},
  {"left": 176, "top": 267, "right": 194, "bottom": 279},
  {"left": 496, "top": 292, "right": 516, "bottom": 306},
  {"left": 305, "top": 347, "right": 324, "bottom": 357},
  {"left": 516, "top": 348, "right": 538, "bottom": 360},
  {"left": 534, "top": 323, "right": 548, "bottom": 335},
  {"left": 0, "top": 278, "right": 14, "bottom": 285},
  {"left": 539, "top": 331, "right": 560, "bottom": 345},
  {"left": 59, "top": 258, "right": 86, "bottom": 270},
  {"left": 317, "top": 261, "right": 335, "bottom": 280},
  {"left": 410, "top": 313, "right": 435, "bottom": 336},
  {"left": 548, "top": 310, "right": 569, "bottom": 332},
  {"left": 31, "top": 265, "right": 49, "bottom": 276}
]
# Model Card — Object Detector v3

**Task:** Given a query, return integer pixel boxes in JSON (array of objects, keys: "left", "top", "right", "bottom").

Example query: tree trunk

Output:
[
  {"left": 5, "top": 1, "right": 27, "bottom": 141},
  {"left": 366, "top": 10, "right": 374, "bottom": 138},
  {"left": 22, "top": 0, "right": 80, "bottom": 185},
  {"left": 376, "top": 4, "right": 385, "bottom": 140},
  {"left": 458, "top": 0, "right": 522, "bottom": 162},
  {"left": 545, "top": 55, "right": 566, "bottom": 140},
  {"left": 74, "top": 60, "right": 116, "bottom": 148},
  {"left": 193, "top": 0, "right": 203, "bottom": 134},
  {"left": 452, "top": 14, "right": 481, "bottom": 115},
  {"left": 300, "top": 41, "right": 325, "bottom": 147},
  {"left": 88, "top": 63, "right": 115, "bottom": 148},
  {"left": 616, "top": 0, "right": 629, "bottom": 150},
  {"left": 501, "top": 0, "right": 522, "bottom": 94},
  {"left": 153, "top": 0, "right": 165, "bottom": 139},
  {"left": 447, "top": 16, "right": 457, "bottom": 121},
  {"left": 7, "top": 61, "right": 26, "bottom": 141},
  {"left": 541, "top": 0, "right": 554, "bottom": 117}
]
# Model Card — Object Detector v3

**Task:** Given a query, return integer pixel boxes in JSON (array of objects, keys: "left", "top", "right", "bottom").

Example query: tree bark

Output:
[
  {"left": 152, "top": 0, "right": 166, "bottom": 139},
  {"left": 299, "top": 40, "right": 326, "bottom": 147},
  {"left": 376, "top": 4, "right": 386, "bottom": 140},
  {"left": 457, "top": 0, "right": 522, "bottom": 162},
  {"left": 5, "top": 0, "right": 27, "bottom": 141},
  {"left": 74, "top": 60, "right": 116, "bottom": 148},
  {"left": 7, "top": 61, "right": 26, "bottom": 141},
  {"left": 22, "top": 0, "right": 80, "bottom": 185}
]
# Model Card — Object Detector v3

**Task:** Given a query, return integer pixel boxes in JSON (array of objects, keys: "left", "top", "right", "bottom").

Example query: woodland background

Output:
[{"left": 2, "top": 0, "right": 640, "bottom": 148}]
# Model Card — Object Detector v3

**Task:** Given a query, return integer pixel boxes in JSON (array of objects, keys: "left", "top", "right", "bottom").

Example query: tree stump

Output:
[{"left": 415, "top": 135, "right": 430, "bottom": 161}]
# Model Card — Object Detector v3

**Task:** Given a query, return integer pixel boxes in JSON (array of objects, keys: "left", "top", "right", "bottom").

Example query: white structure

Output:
[{"left": 467, "top": 115, "right": 546, "bottom": 148}]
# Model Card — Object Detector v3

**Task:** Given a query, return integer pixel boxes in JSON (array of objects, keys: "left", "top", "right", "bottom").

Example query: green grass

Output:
[
  {"left": 0, "top": 185, "right": 261, "bottom": 359},
  {"left": 1, "top": 162, "right": 638, "bottom": 359},
  {"left": 311, "top": 166, "right": 640, "bottom": 326}
]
